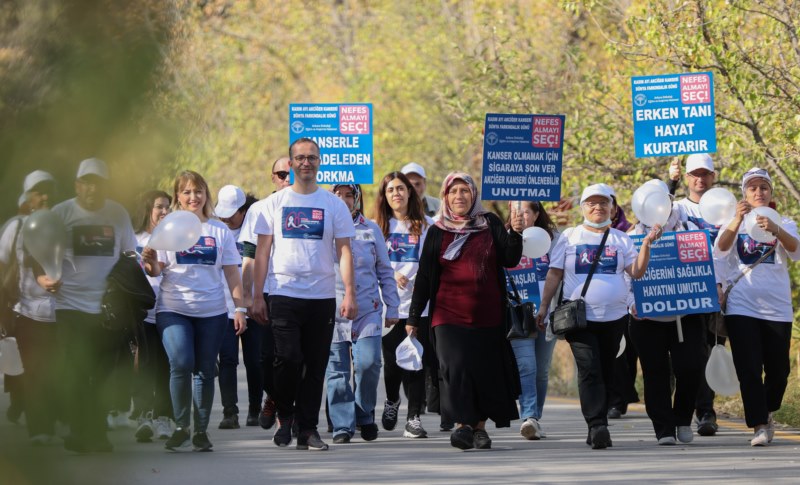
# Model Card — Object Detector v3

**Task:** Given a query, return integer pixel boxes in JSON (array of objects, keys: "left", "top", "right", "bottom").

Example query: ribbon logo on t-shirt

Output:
[
  {"left": 282, "top": 207, "right": 324, "bottom": 240},
  {"left": 736, "top": 234, "right": 776, "bottom": 265},
  {"left": 176, "top": 236, "right": 218, "bottom": 265},
  {"left": 73, "top": 225, "right": 115, "bottom": 257},
  {"left": 688, "top": 215, "right": 720, "bottom": 244},
  {"left": 386, "top": 233, "right": 421, "bottom": 263},
  {"left": 575, "top": 244, "right": 618, "bottom": 274}
]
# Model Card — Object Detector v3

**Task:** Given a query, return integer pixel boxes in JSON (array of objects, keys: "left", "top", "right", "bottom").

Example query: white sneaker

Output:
[
  {"left": 677, "top": 426, "right": 693, "bottom": 443},
  {"left": 155, "top": 416, "right": 173, "bottom": 440},
  {"left": 520, "top": 418, "right": 542, "bottom": 440},
  {"left": 135, "top": 414, "right": 155, "bottom": 443},
  {"left": 658, "top": 436, "right": 677, "bottom": 446},
  {"left": 751, "top": 428, "right": 769, "bottom": 447},
  {"left": 402, "top": 416, "right": 428, "bottom": 438},
  {"left": 535, "top": 419, "right": 547, "bottom": 439},
  {"left": 767, "top": 413, "right": 775, "bottom": 443}
]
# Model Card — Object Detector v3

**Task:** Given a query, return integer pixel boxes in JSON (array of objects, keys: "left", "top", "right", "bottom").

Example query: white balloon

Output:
[
  {"left": 744, "top": 206, "right": 782, "bottom": 243},
  {"left": 0, "top": 337, "right": 24, "bottom": 376},
  {"left": 616, "top": 334, "right": 626, "bottom": 358},
  {"left": 705, "top": 344, "right": 740, "bottom": 396},
  {"left": 521, "top": 226, "right": 552, "bottom": 259},
  {"left": 635, "top": 190, "right": 672, "bottom": 227},
  {"left": 699, "top": 188, "right": 737, "bottom": 226},
  {"left": 22, "top": 209, "right": 67, "bottom": 281},
  {"left": 148, "top": 211, "right": 203, "bottom": 252}
]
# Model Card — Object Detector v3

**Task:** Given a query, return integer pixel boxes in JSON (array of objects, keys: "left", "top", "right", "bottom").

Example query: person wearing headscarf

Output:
[
  {"left": 407, "top": 172, "right": 524, "bottom": 450},
  {"left": 324, "top": 184, "right": 399, "bottom": 444}
]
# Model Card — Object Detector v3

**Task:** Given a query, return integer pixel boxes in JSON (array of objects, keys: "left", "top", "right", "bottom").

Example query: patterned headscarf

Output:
[
  {"left": 435, "top": 172, "right": 490, "bottom": 260},
  {"left": 333, "top": 184, "right": 363, "bottom": 221}
]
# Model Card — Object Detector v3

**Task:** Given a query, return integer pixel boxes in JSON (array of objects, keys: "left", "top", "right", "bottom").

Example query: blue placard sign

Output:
[
  {"left": 505, "top": 256, "right": 542, "bottom": 307},
  {"left": 289, "top": 103, "right": 373, "bottom": 184},
  {"left": 630, "top": 230, "right": 720, "bottom": 317},
  {"left": 631, "top": 72, "right": 716, "bottom": 158},
  {"left": 481, "top": 113, "right": 564, "bottom": 201}
]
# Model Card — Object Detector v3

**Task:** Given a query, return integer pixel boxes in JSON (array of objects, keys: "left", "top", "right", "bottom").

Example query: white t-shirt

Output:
[
  {"left": 0, "top": 216, "right": 55, "bottom": 322},
  {"left": 386, "top": 217, "right": 434, "bottom": 319},
  {"left": 253, "top": 187, "right": 355, "bottom": 299},
  {"left": 156, "top": 219, "right": 241, "bottom": 318},
  {"left": 550, "top": 226, "right": 638, "bottom": 322},
  {"left": 675, "top": 197, "right": 721, "bottom": 244},
  {"left": 135, "top": 232, "right": 162, "bottom": 324},
  {"left": 223, "top": 226, "right": 245, "bottom": 319},
  {"left": 713, "top": 217, "right": 800, "bottom": 322},
  {"left": 53, "top": 198, "right": 137, "bottom": 314}
]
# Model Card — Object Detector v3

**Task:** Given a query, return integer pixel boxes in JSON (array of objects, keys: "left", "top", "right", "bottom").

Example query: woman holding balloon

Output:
[
  {"left": 714, "top": 167, "right": 799, "bottom": 447},
  {"left": 505, "top": 200, "right": 559, "bottom": 441},
  {"left": 142, "top": 171, "right": 246, "bottom": 452},
  {"left": 535, "top": 183, "right": 661, "bottom": 449}
]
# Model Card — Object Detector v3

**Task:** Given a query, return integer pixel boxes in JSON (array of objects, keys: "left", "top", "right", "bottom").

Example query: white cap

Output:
[
  {"left": 741, "top": 167, "right": 772, "bottom": 193},
  {"left": 215, "top": 185, "right": 246, "bottom": 218},
  {"left": 23, "top": 170, "right": 55, "bottom": 192},
  {"left": 596, "top": 183, "right": 616, "bottom": 198},
  {"left": 76, "top": 158, "right": 109, "bottom": 179},
  {"left": 685, "top": 153, "right": 714, "bottom": 174},
  {"left": 580, "top": 184, "right": 614, "bottom": 204},
  {"left": 400, "top": 162, "right": 426, "bottom": 179},
  {"left": 17, "top": 193, "right": 26, "bottom": 208}
]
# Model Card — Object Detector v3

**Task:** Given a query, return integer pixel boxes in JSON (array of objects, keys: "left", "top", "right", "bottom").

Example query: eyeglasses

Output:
[
  {"left": 293, "top": 155, "right": 319, "bottom": 164},
  {"left": 273, "top": 171, "right": 289, "bottom": 180},
  {"left": 687, "top": 170, "right": 714, "bottom": 178},
  {"left": 583, "top": 200, "right": 610, "bottom": 208}
]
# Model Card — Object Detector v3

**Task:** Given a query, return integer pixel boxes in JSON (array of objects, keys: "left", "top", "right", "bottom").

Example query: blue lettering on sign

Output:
[
  {"left": 282, "top": 207, "right": 325, "bottom": 240},
  {"left": 506, "top": 256, "right": 541, "bottom": 306},
  {"left": 575, "top": 244, "right": 618, "bottom": 275},
  {"left": 386, "top": 233, "right": 421, "bottom": 263},
  {"left": 736, "top": 234, "right": 776, "bottom": 265},
  {"left": 687, "top": 215, "right": 720, "bottom": 244},
  {"left": 176, "top": 236, "right": 218, "bottom": 265}
]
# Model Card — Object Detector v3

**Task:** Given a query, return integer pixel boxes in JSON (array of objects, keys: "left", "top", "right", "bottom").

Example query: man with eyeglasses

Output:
[
  {"left": 250, "top": 137, "right": 357, "bottom": 451},
  {"left": 669, "top": 153, "right": 723, "bottom": 437},
  {"left": 39, "top": 158, "right": 137, "bottom": 452}
]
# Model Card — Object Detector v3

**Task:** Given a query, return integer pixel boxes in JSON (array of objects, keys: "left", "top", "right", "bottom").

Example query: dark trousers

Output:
[
  {"left": 629, "top": 315, "right": 706, "bottom": 439},
  {"left": 382, "top": 318, "right": 430, "bottom": 420},
  {"left": 131, "top": 323, "right": 172, "bottom": 419},
  {"left": 56, "top": 310, "right": 118, "bottom": 443},
  {"left": 15, "top": 316, "right": 58, "bottom": 437},
  {"left": 259, "top": 294, "right": 275, "bottom": 399},
  {"left": 607, "top": 318, "right": 639, "bottom": 411},
  {"left": 566, "top": 316, "right": 627, "bottom": 428},
  {"left": 268, "top": 295, "right": 335, "bottom": 432},
  {"left": 726, "top": 315, "right": 792, "bottom": 428},
  {"left": 218, "top": 317, "right": 263, "bottom": 415},
  {"left": 695, "top": 313, "right": 724, "bottom": 419}
]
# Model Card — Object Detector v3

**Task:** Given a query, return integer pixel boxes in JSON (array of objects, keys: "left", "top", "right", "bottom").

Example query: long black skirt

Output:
[{"left": 433, "top": 323, "right": 520, "bottom": 427}]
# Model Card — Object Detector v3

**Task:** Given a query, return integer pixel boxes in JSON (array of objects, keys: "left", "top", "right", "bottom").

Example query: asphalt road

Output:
[{"left": 2, "top": 367, "right": 800, "bottom": 484}]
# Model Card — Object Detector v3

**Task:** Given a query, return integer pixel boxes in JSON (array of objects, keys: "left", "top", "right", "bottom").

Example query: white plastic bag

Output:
[
  {"left": 0, "top": 337, "right": 25, "bottom": 376},
  {"left": 705, "top": 344, "right": 739, "bottom": 396},
  {"left": 395, "top": 335, "right": 424, "bottom": 371}
]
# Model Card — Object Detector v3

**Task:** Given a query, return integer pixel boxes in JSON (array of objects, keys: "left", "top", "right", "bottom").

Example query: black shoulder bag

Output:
[
  {"left": 552, "top": 227, "right": 610, "bottom": 336},
  {"left": 505, "top": 269, "right": 537, "bottom": 340},
  {"left": 101, "top": 251, "right": 156, "bottom": 337}
]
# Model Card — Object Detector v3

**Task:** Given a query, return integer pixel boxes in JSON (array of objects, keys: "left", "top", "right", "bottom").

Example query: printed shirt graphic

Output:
[
  {"left": 282, "top": 207, "right": 325, "bottom": 240},
  {"left": 736, "top": 234, "right": 776, "bottom": 265},
  {"left": 73, "top": 225, "right": 115, "bottom": 257},
  {"left": 574, "top": 244, "right": 619, "bottom": 274},
  {"left": 386, "top": 233, "right": 421, "bottom": 263},
  {"left": 687, "top": 215, "right": 720, "bottom": 244},
  {"left": 176, "top": 236, "right": 218, "bottom": 265}
]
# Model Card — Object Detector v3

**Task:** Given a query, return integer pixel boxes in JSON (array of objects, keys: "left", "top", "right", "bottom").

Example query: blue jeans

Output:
[
  {"left": 218, "top": 317, "right": 263, "bottom": 416},
  {"left": 157, "top": 312, "right": 227, "bottom": 432},
  {"left": 511, "top": 333, "right": 557, "bottom": 420},
  {"left": 325, "top": 335, "right": 382, "bottom": 437}
]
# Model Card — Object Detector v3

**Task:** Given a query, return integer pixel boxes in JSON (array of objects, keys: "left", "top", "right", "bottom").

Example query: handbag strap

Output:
[
  {"left": 722, "top": 243, "right": 778, "bottom": 303},
  {"left": 579, "top": 227, "right": 610, "bottom": 299},
  {"left": 504, "top": 268, "right": 522, "bottom": 302}
]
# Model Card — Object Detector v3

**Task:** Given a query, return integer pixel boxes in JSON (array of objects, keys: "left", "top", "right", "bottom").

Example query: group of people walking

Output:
[{"left": 1, "top": 146, "right": 797, "bottom": 454}]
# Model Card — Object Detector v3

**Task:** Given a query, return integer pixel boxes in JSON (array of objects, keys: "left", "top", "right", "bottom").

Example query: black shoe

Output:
[
  {"left": 192, "top": 431, "right": 213, "bottom": 452},
  {"left": 450, "top": 426, "right": 474, "bottom": 450},
  {"left": 589, "top": 425, "right": 612, "bottom": 449},
  {"left": 697, "top": 413, "right": 718, "bottom": 436},
  {"left": 297, "top": 430, "right": 329, "bottom": 451},
  {"left": 440, "top": 421, "right": 454, "bottom": 432},
  {"left": 88, "top": 435, "right": 114, "bottom": 453},
  {"left": 273, "top": 415, "right": 294, "bottom": 447},
  {"left": 246, "top": 410, "right": 259, "bottom": 427},
  {"left": 63, "top": 434, "right": 89, "bottom": 454},
  {"left": 6, "top": 403, "right": 22, "bottom": 424},
  {"left": 607, "top": 407, "right": 622, "bottom": 419},
  {"left": 381, "top": 399, "right": 400, "bottom": 431},
  {"left": 218, "top": 414, "right": 239, "bottom": 429},
  {"left": 332, "top": 433, "right": 351, "bottom": 444},
  {"left": 165, "top": 428, "right": 191, "bottom": 452},
  {"left": 473, "top": 428, "right": 491, "bottom": 449},
  {"left": 360, "top": 423, "right": 378, "bottom": 441},
  {"left": 259, "top": 398, "right": 277, "bottom": 430}
]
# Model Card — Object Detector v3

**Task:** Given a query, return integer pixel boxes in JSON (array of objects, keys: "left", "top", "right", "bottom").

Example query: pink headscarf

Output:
[{"left": 435, "top": 172, "right": 490, "bottom": 260}]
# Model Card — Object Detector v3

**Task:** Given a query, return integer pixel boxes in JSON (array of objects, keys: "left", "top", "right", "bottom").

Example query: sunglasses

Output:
[{"left": 273, "top": 171, "right": 289, "bottom": 180}]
